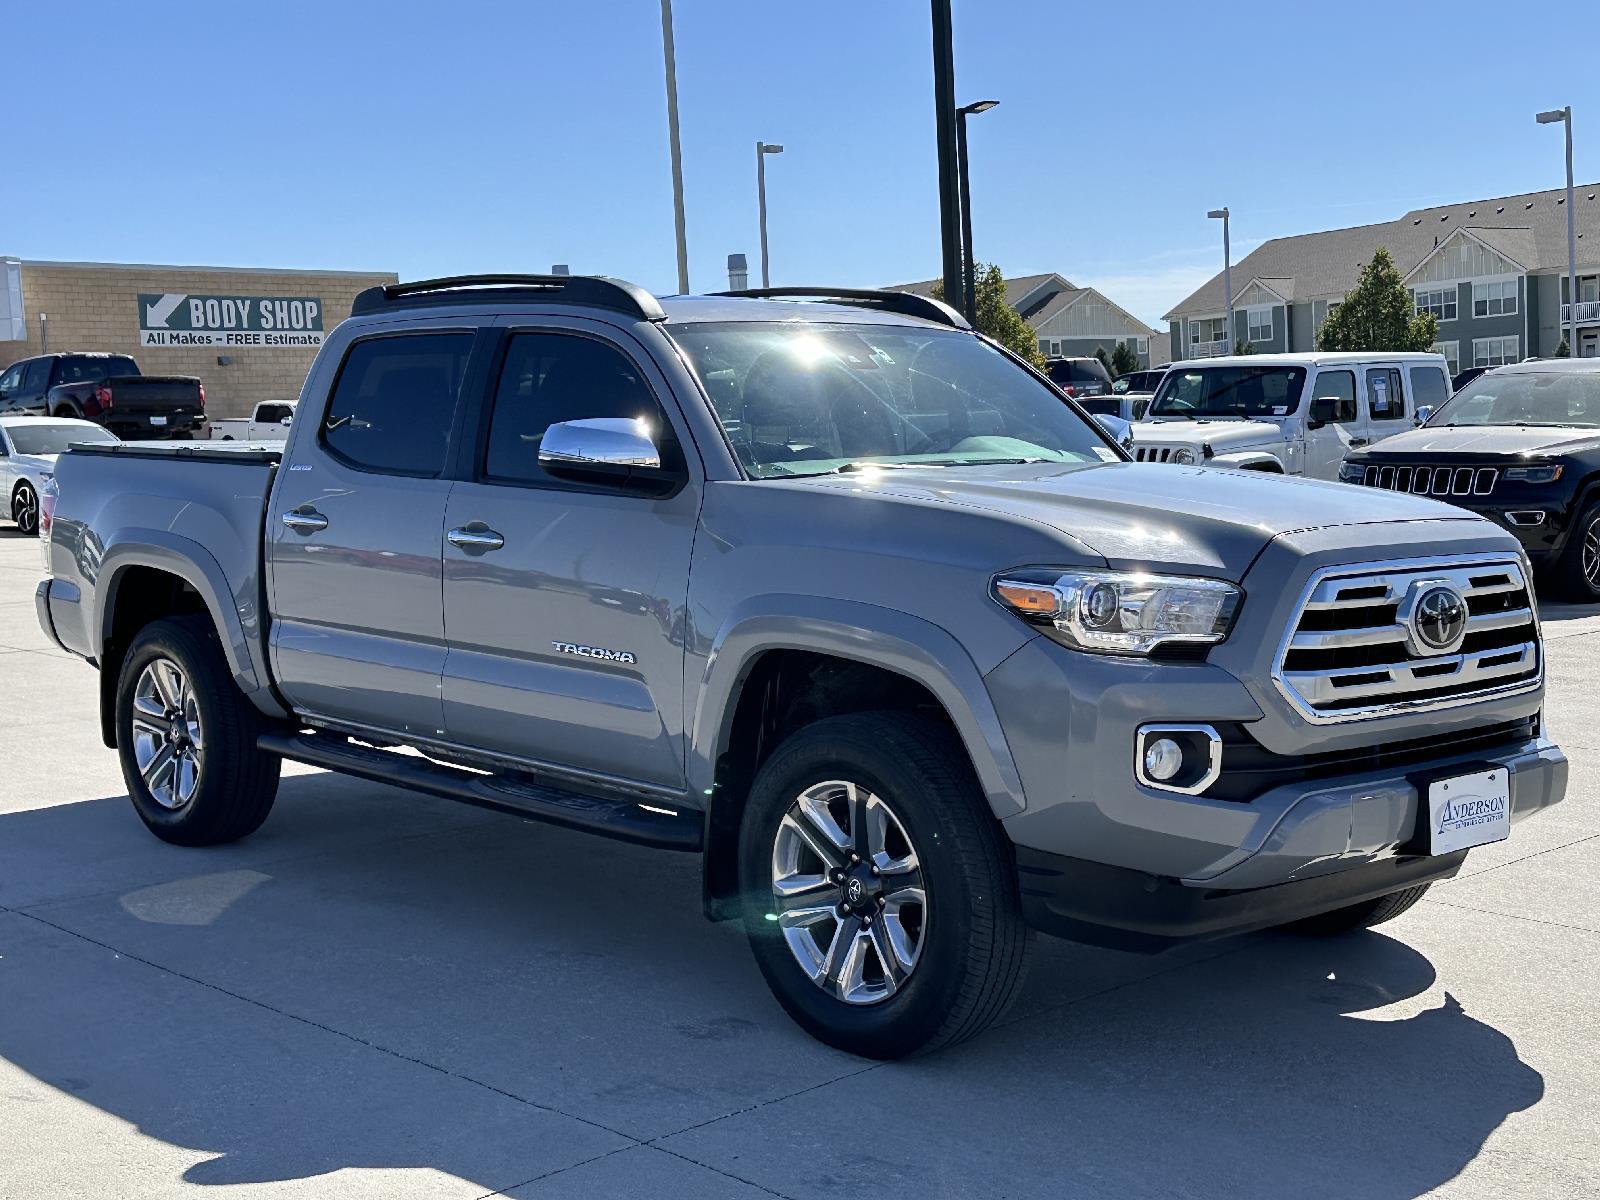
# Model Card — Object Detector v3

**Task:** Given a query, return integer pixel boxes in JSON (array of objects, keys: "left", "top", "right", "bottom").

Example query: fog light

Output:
[{"left": 1143, "top": 737, "right": 1184, "bottom": 782}]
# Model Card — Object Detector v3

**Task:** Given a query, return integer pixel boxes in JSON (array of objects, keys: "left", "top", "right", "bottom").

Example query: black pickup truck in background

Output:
[{"left": 0, "top": 352, "right": 205, "bottom": 439}]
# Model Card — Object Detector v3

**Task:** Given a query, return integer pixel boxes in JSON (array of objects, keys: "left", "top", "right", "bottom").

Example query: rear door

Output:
[
  {"left": 439, "top": 320, "right": 700, "bottom": 790},
  {"left": 266, "top": 325, "right": 482, "bottom": 737},
  {"left": 1302, "top": 366, "right": 1365, "bottom": 479}
]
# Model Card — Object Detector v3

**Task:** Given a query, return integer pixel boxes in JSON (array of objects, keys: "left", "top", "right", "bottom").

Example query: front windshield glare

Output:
[
  {"left": 671, "top": 322, "right": 1118, "bottom": 478},
  {"left": 1150, "top": 366, "right": 1307, "bottom": 418},
  {"left": 8, "top": 424, "right": 118, "bottom": 455},
  {"left": 1435, "top": 371, "right": 1600, "bottom": 428}
]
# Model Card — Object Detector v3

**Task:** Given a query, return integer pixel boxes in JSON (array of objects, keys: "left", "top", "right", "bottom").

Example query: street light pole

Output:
[
  {"left": 930, "top": 0, "right": 963, "bottom": 309},
  {"left": 756, "top": 142, "right": 783, "bottom": 289},
  {"left": 1538, "top": 106, "right": 1577, "bottom": 354},
  {"left": 1208, "top": 207, "right": 1233, "bottom": 353},
  {"left": 660, "top": 0, "right": 690, "bottom": 294},
  {"left": 956, "top": 100, "right": 998, "bottom": 323}
]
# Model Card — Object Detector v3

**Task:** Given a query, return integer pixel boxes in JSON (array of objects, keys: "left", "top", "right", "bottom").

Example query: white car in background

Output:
[
  {"left": 207, "top": 399, "right": 296, "bottom": 442},
  {"left": 0, "top": 415, "right": 119, "bottom": 535}
]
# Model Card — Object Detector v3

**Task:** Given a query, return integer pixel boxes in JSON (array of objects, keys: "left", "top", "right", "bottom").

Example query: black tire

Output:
[
  {"left": 1281, "top": 884, "right": 1431, "bottom": 936},
  {"left": 11, "top": 481, "right": 38, "bottom": 536},
  {"left": 738, "top": 712, "right": 1029, "bottom": 1058},
  {"left": 1556, "top": 500, "right": 1600, "bottom": 602},
  {"left": 115, "top": 615, "right": 280, "bottom": 846}
]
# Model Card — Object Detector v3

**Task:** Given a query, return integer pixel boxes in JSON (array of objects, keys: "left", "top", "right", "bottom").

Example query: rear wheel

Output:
[
  {"left": 115, "top": 615, "right": 280, "bottom": 845},
  {"left": 739, "top": 712, "right": 1029, "bottom": 1058},
  {"left": 11, "top": 482, "right": 38, "bottom": 535},
  {"left": 1556, "top": 500, "right": 1600, "bottom": 602},
  {"left": 1281, "top": 884, "right": 1431, "bottom": 936}
]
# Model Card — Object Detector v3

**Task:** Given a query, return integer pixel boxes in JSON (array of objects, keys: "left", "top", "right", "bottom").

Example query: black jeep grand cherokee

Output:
[{"left": 1341, "top": 360, "right": 1600, "bottom": 600}]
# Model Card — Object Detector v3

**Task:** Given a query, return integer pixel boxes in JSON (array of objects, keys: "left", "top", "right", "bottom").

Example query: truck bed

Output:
[{"left": 68, "top": 442, "right": 282, "bottom": 465}]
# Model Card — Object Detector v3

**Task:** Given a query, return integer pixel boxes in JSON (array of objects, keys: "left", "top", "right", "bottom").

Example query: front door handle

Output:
[
  {"left": 447, "top": 524, "right": 505, "bottom": 551},
  {"left": 281, "top": 507, "right": 328, "bottom": 532}
]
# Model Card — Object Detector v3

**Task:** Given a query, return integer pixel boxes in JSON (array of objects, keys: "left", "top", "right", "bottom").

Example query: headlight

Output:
[
  {"left": 993, "top": 569, "right": 1241, "bottom": 656},
  {"left": 1502, "top": 464, "right": 1563, "bottom": 483},
  {"left": 1338, "top": 461, "right": 1366, "bottom": 483},
  {"left": 1171, "top": 447, "right": 1199, "bottom": 466}
]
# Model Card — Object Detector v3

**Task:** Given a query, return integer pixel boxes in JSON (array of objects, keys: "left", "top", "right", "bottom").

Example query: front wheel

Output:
[
  {"left": 115, "top": 615, "right": 280, "bottom": 845},
  {"left": 1556, "top": 500, "right": 1600, "bottom": 602},
  {"left": 11, "top": 482, "right": 38, "bottom": 535},
  {"left": 739, "top": 712, "right": 1029, "bottom": 1058}
]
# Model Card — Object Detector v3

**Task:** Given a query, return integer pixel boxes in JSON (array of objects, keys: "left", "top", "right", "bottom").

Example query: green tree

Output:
[
  {"left": 1316, "top": 248, "right": 1438, "bottom": 352},
  {"left": 929, "top": 264, "right": 1045, "bottom": 368},
  {"left": 1556, "top": 338, "right": 1572, "bottom": 358},
  {"left": 1094, "top": 345, "right": 1113, "bottom": 374},
  {"left": 1233, "top": 337, "right": 1254, "bottom": 356},
  {"left": 1110, "top": 340, "right": 1139, "bottom": 376}
]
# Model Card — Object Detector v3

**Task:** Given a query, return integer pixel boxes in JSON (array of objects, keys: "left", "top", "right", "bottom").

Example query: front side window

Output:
[
  {"left": 1149, "top": 365, "right": 1307, "bottom": 418},
  {"left": 483, "top": 332, "right": 674, "bottom": 485},
  {"left": 1473, "top": 336, "right": 1520, "bottom": 368},
  {"left": 0, "top": 363, "right": 21, "bottom": 396},
  {"left": 6, "top": 422, "right": 118, "bottom": 455},
  {"left": 1246, "top": 309, "right": 1273, "bottom": 343},
  {"left": 671, "top": 322, "right": 1116, "bottom": 478},
  {"left": 321, "top": 332, "right": 473, "bottom": 476},
  {"left": 1366, "top": 367, "right": 1406, "bottom": 421},
  {"left": 1473, "top": 280, "right": 1518, "bottom": 318},
  {"left": 20, "top": 359, "right": 52, "bottom": 393},
  {"left": 1436, "top": 370, "right": 1600, "bottom": 428},
  {"left": 255, "top": 403, "right": 294, "bottom": 424},
  {"left": 1413, "top": 287, "right": 1458, "bottom": 321}
]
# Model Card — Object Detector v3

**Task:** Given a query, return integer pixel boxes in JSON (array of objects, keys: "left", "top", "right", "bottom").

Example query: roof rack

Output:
[
  {"left": 709, "top": 286, "right": 970, "bottom": 330},
  {"left": 351, "top": 274, "right": 666, "bottom": 322}
]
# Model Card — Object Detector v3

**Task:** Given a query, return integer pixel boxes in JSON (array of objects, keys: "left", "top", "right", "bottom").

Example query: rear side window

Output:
[
  {"left": 1313, "top": 370, "right": 1358, "bottom": 422},
  {"left": 1409, "top": 365, "right": 1450, "bottom": 411},
  {"left": 1367, "top": 367, "right": 1406, "bottom": 421},
  {"left": 57, "top": 356, "right": 136, "bottom": 384},
  {"left": 483, "top": 332, "right": 673, "bottom": 485},
  {"left": 321, "top": 333, "right": 473, "bottom": 476}
]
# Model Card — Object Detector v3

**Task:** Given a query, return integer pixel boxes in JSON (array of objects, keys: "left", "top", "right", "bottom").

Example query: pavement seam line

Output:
[
  {"left": 1448, "top": 830, "right": 1600, "bottom": 881},
  {"left": 10, "top": 907, "right": 643, "bottom": 1148},
  {"left": 1423, "top": 895, "right": 1600, "bottom": 939}
]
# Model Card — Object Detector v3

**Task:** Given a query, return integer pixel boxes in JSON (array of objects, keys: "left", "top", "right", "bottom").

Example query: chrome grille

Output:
[
  {"left": 1273, "top": 557, "right": 1541, "bottom": 723},
  {"left": 1362, "top": 463, "right": 1497, "bottom": 497}
]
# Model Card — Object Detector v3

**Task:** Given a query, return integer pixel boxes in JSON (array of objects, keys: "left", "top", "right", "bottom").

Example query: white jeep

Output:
[{"left": 1129, "top": 352, "right": 1451, "bottom": 479}]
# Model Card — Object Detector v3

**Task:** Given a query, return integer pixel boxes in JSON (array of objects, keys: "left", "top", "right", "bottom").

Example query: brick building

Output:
[{"left": 0, "top": 258, "right": 396, "bottom": 419}]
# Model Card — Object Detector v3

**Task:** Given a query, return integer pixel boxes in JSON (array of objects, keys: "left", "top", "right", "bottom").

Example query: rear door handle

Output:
[
  {"left": 281, "top": 508, "right": 328, "bottom": 532},
  {"left": 447, "top": 524, "right": 505, "bottom": 551}
]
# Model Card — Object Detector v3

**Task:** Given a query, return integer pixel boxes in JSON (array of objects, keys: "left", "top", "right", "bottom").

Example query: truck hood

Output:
[
  {"left": 1363, "top": 424, "right": 1600, "bottom": 457},
  {"left": 783, "top": 461, "right": 1476, "bottom": 578},
  {"left": 1132, "top": 417, "right": 1285, "bottom": 451}
]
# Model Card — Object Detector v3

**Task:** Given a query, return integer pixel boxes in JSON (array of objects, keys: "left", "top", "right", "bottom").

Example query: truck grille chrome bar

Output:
[
  {"left": 1361, "top": 463, "right": 1498, "bottom": 497},
  {"left": 1273, "top": 556, "right": 1541, "bottom": 723}
]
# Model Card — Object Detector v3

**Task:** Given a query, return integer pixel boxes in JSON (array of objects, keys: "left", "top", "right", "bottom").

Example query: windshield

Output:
[
  {"left": 672, "top": 323, "right": 1120, "bottom": 478},
  {"left": 1432, "top": 370, "right": 1600, "bottom": 428},
  {"left": 1149, "top": 365, "right": 1307, "bottom": 418},
  {"left": 7, "top": 423, "right": 118, "bottom": 455}
]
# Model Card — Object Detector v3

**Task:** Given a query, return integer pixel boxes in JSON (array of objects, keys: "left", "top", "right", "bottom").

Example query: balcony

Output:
[
  {"left": 1561, "top": 301, "right": 1600, "bottom": 326},
  {"left": 1187, "top": 339, "right": 1229, "bottom": 359}
]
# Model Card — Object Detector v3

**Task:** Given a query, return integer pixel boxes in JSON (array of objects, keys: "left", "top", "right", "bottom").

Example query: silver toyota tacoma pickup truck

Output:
[{"left": 35, "top": 275, "right": 1568, "bottom": 1057}]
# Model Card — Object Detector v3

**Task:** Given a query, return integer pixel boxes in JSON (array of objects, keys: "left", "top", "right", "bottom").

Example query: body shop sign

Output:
[{"left": 138, "top": 293, "right": 324, "bottom": 347}]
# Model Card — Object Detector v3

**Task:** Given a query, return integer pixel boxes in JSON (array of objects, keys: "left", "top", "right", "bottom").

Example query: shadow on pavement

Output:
[{"left": 0, "top": 776, "right": 1546, "bottom": 1198}]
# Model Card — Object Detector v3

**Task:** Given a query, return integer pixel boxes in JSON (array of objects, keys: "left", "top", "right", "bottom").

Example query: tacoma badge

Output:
[{"left": 552, "top": 640, "right": 637, "bottom": 665}]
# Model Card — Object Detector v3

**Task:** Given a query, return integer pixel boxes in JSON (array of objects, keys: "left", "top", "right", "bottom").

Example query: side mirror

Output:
[
  {"left": 539, "top": 416, "right": 680, "bottom": 489},
  {"left": 1413, "top": 405, "right": 1434, "bottom": 427},
  {"left": 1307, "top": 396, "right": 1340, "bottom": 429},
  {"left": 1093, "top": 413, "right": 1133, "bottom": 452},
  {"left": 280, "top": 414, "right": 294, "bottom": 426}
]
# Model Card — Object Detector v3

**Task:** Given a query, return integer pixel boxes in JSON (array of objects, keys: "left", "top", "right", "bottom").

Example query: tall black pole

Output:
[
  {"left": 931, "top": 0, "right": 963, "bottom": 309},
  {"left": 957, "top": 109, "right": 976, "bottom": 322}
]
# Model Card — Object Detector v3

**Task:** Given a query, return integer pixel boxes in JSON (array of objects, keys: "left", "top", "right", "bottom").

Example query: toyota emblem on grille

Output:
[{"left": 1410, "top": 584, "right": 1468, "bottom": 654}]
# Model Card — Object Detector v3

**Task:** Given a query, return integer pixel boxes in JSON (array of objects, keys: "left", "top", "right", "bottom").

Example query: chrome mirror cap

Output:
[
  {"left": 1414, "top": 405, "right": 1434, "bottom": 426},
  {"left": 538, "top": 417, "right": 662, "bottom": 470}
]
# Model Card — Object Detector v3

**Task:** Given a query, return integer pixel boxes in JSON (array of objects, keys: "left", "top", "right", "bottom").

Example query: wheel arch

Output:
[{"left": 692, "top": 597, "right": 1027, "bottom": 920}]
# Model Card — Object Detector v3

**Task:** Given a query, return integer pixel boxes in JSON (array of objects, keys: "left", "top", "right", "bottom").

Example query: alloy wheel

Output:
[
  {"left": 130, "top": 657, "right": 205, "bottom": 809},
  {"left": 769, "top": 780, "right": 927, "bottom": 1005},
  {"left": 1584, "top": 516, "right": 1600, "bottom": 590},
  {"left": 13, "top": 484, "right": 36, "bottom": 535}
]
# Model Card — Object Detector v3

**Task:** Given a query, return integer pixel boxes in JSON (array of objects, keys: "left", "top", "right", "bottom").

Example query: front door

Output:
[
  {"left": 440, "top": 324, "right": 699, "bottom": 791},
  {"left": 266, "top": 328, "right": 478, "bottom": 738},
  {"left": 1302, "top": 366, "right": 1366, "bottom": 479}
]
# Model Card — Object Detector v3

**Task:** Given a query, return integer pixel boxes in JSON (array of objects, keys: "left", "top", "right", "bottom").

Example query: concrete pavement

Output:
[{"left": 2, "top": 526, "right": 1597, "bottom": 1198}]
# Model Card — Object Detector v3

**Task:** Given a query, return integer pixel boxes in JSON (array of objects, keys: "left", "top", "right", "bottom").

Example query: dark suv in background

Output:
[
  {"left": 1043, "top": 356, "right": 1112, "bottom": 398},
  {"left": 1342, "top": 359, "right": 1600, "bottom": 599}
]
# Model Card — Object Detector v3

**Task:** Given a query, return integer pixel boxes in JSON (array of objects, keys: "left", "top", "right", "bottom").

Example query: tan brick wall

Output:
[{"left": 0, "top": 260, "right": 397, "bottom": 419}]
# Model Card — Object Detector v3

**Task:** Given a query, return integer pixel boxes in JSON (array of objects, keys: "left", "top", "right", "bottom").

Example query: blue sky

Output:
[{"left": 6, "top": 1, "right": 1597, "bottom": 325}]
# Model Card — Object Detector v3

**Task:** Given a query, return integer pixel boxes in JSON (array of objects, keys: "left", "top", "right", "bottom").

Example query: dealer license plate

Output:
[
  {"left": 1427, "top": 768, "right": 1510, "bottom": 854},
  {"left": 149, "top": 415, "right": 167, "bottom": 426}
]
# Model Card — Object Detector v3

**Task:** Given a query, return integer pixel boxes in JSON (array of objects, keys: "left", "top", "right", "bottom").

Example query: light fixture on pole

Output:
[
  {"left": 1537, "top": 106, "right": 1577, "bottom": 354},
  {"left": 956, "top": 100, "right": 998, "bottom": 323},
  {"left": 660, "top": 0, "right": 690, "bottom": 294},
  {"left": 756, "top": 142, "right": 784, "bottom": 289},
  {"left": 1207, "top": 208, "right": 1233, "bottom": 353}
]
